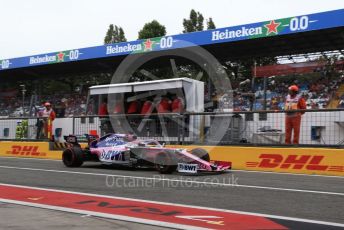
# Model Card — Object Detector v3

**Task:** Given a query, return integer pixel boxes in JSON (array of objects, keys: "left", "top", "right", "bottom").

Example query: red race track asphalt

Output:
[{"left": 0, "top": 184, "right": 287, "bottom": 230}]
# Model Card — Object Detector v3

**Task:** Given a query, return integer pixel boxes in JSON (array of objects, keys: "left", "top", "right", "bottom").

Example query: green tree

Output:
[
  {"left": 207, "top": 17, "right": 216, "bottom": 30},
  {"left": 116, "top": 26, "right": 127, "bottom": 43},
  {"left": 104, "top": 24, "right": 114, "bottom": 44},
  {"left": 196, "top": 12, "right": 204, "bottom": 31},
  {"left": 183, "top": 9, "right": 204, "bottom": 33},
  {"left": 138, "top": 20, "right": 166, "bottom": 39},
  {"left": 104, "top": 24, "right": 127, "bottom": 44}
]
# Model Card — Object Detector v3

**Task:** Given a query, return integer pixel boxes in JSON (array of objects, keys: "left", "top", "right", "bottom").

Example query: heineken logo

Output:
[
  {"left": 212, "top": 19, "right": 289, "bottom": 41},
  {"left": 29, "top": 50, "right": 80, "bottom": 65},
  {"left": 106, "top": 39, "right": 160, "bottom": 55},
  {"left": 106, "top": 43, "right": 142, "bottom": 55},
  {"left": 29, "top": 54, "right": 57, "bottom": 64},
  {"left": 212, "top": 26, "right": 263, "bottom": 41}
]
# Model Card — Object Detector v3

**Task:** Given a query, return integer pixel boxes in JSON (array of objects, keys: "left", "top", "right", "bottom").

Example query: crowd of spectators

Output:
[
  {"left": 0, "top": 93, "right": 88, "bottom": 118},
  {"left": 0, "top": 97, "right": 23, "bottom": 117},
  {"left": 229, "top": 74, "right": 344, "bottom": 111},
  {"left": 1, "top": 74, "right": 344, "bottom": 117},
  {"left": 0, "top": 91, "right": 186, "bottom": 118}
]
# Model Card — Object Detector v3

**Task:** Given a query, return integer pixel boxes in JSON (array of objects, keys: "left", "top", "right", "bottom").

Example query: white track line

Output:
[
  {"left": 1, "top": 183, "right": 344, "bottom": 228},
  {"left": 0, "top": 165, "right": 343, "bottom": 196}
]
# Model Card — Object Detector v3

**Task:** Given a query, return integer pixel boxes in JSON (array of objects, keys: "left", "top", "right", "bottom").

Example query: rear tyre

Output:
[
  {"left": 191, "top": 148, "right": 210, "bottom": 162},
  {"left": 62, "top": 147, "right": 84, "bottom": 167},
  {"left": 154, "top": 152, "right": 177, "bottom": 174}
]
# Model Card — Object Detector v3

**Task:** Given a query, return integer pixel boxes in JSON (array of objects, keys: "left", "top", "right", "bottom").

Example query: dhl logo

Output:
[
  {"left": 246, "top": 154, "right": 343, "bottom": 172},
  {"left": 6, "top": 145, "right": 46, "bottom": 157}
]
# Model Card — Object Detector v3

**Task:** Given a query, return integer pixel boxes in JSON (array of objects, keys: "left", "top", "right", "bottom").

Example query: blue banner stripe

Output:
[{"left": 0, "top": 9, "right": 343, "bottom": 71}]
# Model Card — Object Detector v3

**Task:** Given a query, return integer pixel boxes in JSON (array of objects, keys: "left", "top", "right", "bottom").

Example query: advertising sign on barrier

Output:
[
  {"left": 0, "top": 142, "right": 61, "bottom": 159},
  {"left": 0, "top": 141, "right": 343, "bottom": 176},
  {"left": 245, "top": 153, "right": 343, "bottom": 173},
  {"left": 6, "top": 145, "right": 46, "bottom": 157},
  {"left": 169, "top": 145, "right": 344, "bottom": 176}
]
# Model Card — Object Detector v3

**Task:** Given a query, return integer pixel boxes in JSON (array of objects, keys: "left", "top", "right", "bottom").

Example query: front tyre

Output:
[
  {"left": 154, "top": 152, "right": 177, "bottom": 174},
  {"left": 62, "top": 147, "right": 84, "bottom": 167}
]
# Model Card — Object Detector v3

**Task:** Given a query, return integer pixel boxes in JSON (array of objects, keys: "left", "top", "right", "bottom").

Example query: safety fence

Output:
[{"left": 1, "top": 109, "right": 344, "bottom": 147}]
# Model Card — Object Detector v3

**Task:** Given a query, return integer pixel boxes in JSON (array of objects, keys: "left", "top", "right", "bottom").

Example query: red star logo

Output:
[
  {"left": 57, "top": 52, "right": 65, "bottom": 62},
  {"left": 264, "top": 20, "right": 281, "bottom": 35},
  {"left": 143, "top": 39, "right": 154, "bottom": 51}
]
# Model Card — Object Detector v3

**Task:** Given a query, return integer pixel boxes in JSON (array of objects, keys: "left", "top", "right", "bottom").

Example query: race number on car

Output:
[{"left": 100, "top": 150, "right": 123, "bottom": 162}]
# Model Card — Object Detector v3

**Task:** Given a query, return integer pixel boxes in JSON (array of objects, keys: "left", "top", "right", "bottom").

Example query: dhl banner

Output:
[
  {"left": 0, "top": 141, "right": 61, "bottom": 160},
  {"left": 170, "top": 145, "right": 344, "bottom": 176},
  {"left": 0, "top": 141, "right": 343, "bottom": 176}
]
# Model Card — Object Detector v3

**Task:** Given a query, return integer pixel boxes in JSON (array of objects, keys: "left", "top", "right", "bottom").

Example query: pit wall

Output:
[{"left": 0, "top": 141, "right": 343, "bottom": 176}]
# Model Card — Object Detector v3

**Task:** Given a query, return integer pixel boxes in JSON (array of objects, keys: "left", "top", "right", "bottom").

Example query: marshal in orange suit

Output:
[
  {"left": 284, "top": 85, "right": 306, "bottom": 144},
  {"left": 42, "top": 102, "right": 56, "bottom": 140}
]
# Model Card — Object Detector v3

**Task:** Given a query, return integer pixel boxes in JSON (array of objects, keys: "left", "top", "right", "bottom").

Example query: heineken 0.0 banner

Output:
[{"left": 1, "top": 9, "right": 343, "bottom": 71}]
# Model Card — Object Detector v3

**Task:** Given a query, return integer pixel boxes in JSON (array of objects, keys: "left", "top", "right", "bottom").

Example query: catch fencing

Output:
[{"left": 1, "top": 109, "right": 344, "bottom": 147}]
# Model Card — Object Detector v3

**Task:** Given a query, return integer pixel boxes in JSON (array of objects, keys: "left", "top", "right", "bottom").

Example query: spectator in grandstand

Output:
[
  {"left": 54, "top": 101, "right": 66, "bottom": 118},
  {"left": 311, "top": 101, "right": 319, "bottom": 109},
  {"left": 86, "top": 97, "right": 95, "bottom": 115},
  {"left": 338, "top": 99, "right": 344, "bottom": 108},
  {"left": 218, "top": 93, "right": 232, "bottom": 112},
  {"left": 270, "top": 98, "right": 279, "bottom": 110},
  {"left": 35, "top": 106, "right": 44, "bottom": 139},
  {"left": 41, "top": 102, "right": 56, "bottom": 140},
  {"left": 284, "top": 85, "right": 307, "bottom": 144}
]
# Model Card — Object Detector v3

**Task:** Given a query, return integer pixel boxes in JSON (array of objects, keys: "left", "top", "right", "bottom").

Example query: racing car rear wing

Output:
[
  {"left": 64, "top": 134, "right": 99, "bottom": 147},
  {"left": 63, "top": 135, "right": 80, "bottom": 147}
]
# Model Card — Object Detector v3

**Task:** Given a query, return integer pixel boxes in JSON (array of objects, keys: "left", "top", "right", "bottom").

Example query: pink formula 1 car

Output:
[{"left": 62, "top": 133, "right": 231, "bottom": 174}]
